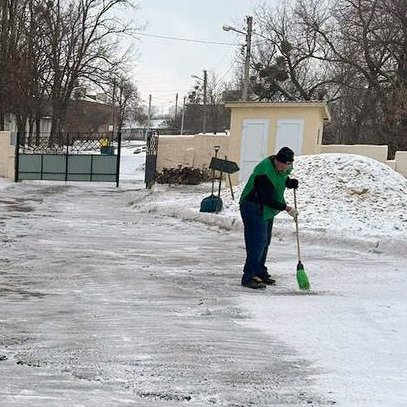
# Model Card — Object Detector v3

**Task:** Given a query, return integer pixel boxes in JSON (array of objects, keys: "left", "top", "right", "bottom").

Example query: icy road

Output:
[{"left": 0, "top": 181, "right": 404, "bottom": 406}]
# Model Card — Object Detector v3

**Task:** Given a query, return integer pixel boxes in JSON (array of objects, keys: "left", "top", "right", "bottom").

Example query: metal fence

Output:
[
  {"left": 17, "top": 132, "right": 115, "bottom": 154},
  {"left": 16, "top": 132, "right": 121, "bottom": 185}
]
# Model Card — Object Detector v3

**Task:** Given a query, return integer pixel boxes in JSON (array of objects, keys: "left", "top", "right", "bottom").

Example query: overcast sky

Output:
[{"left": 130, "top": 0, "right": 271, "bottom": 113}]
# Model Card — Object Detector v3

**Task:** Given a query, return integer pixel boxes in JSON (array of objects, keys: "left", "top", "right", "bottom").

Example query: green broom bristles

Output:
[{"left": 296, "top": 261, "right": 310, "bottom": 290}]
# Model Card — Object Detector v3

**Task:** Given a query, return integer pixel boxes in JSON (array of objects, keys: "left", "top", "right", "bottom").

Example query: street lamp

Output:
[
  {"left": 191, "top": 70, "right": 207, "bottom": 134},
  {"left": 222, "top": 16, "right": 253, "bottom": 101}
]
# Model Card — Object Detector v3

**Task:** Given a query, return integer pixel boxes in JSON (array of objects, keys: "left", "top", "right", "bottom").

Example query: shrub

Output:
[{"left": 155, "top": 165, "right": 212, "bottom": 185}]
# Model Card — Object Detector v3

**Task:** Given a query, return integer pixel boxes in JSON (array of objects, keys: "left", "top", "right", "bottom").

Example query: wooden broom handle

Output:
[{"left": 293, "top": 188, "right": 301, "bottom": 262}]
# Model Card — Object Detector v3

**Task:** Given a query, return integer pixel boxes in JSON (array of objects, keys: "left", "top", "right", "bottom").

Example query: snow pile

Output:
[
  {"left": 224, "top": 153, "right": 407, "bottom": 237},
  {"left": 137, "top": 153, "right": 407, "bottom": 244},
  {"left": 292, "top": 153, "right": 407, "bottom": 237}
]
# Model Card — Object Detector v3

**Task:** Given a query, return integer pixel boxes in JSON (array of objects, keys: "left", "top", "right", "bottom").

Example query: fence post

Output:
[
  {"left": 65, "top": 133, "right": 69, "bottom": 181},
  {"left": 14, "top": 132, "right": 20, "bottom": 182},
  {"left": 116, "top": 131, "right": 122, "bottom": 187}
]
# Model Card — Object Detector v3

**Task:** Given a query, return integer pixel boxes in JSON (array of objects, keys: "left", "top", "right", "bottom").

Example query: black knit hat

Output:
[{"left": 276, "top": 147, "right": 294, "bottom": 164}]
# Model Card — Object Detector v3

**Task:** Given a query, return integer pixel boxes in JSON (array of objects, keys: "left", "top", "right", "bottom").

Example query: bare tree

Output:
[
  {"left": 249, "top": 0, "right": 407, "bottom": 155},
  {"left": 295, "top": 0, "right": 407, "bottom": 154},
  {"left": 0, "top": 0, "right": 24, "bottom": 129},
  {"left": 8, "top": 0, "right": 52, "bottom": 136},
  {"left": 249, "top": 1, "right": 336, "bottom": 101},
  {"left": 111, "top": 74, "right": 141, "bottom": 131},
  {"left": 41, "top": 0, "right": 139, "bottom": 139},
  {"left": 0, "top": 0, "right": 140, "bottom": 139},
  {"left": 184, "top": 71, "right": 230, "bottom": 133}
]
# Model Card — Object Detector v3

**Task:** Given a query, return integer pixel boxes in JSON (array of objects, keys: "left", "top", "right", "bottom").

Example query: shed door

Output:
[
  {"left": 240, "top": 119, "right": 269, "bottom": 183},
  {"left": 275, "top": 119, "right": 304, "bottom": 155}
]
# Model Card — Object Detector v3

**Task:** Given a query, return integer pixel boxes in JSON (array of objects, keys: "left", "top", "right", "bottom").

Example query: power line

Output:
[
  {"left": 135, "top": 31, "right": 236, "bottom": 46},
  {"left": 216, "top": 55, "right": 240, "bottom": 86}
]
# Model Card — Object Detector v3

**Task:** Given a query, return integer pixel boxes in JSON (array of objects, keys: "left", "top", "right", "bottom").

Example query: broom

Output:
[{"left": 293, "top": 188, "right": 310, "bottom": 290}]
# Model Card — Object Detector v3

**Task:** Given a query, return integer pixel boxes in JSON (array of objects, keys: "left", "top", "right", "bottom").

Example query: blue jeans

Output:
[{"left": 240, "top": 200, "right": 273, "bottom": 285}]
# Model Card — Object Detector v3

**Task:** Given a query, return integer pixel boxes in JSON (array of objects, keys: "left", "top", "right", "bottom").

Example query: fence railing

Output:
[{"left": 17, "top": 132, "right": 117, "bottom": 155}]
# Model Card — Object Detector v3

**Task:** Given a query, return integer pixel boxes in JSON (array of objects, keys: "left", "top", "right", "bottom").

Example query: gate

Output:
[
  {"left": 15, "top": 132, "right": 122, "bottom": 186},
  {"left": 144, "top": 130, "right": 159, "bottom": 189}
]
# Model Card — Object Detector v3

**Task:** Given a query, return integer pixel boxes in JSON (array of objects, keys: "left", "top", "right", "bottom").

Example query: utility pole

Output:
[
  {"left": 147, "top": 94, "right": 152, "bottom": 130},
  {"left": 242, "top": 16, "right": 253, "bottom": 101},
  {"left": 222, "top": 16, "right": 253, "bottom": 101},
  {"left": 180, "top": 96, "right": 186, "bottom": 135},
  {"left": 175, "top": 93, "right": 178, "bottom": 119},
  {"left": 191, "top": 70, "right": 208, "bottom": 134},
  {"left": 203, "top": 69, "right": 207, "bottom": 134}
]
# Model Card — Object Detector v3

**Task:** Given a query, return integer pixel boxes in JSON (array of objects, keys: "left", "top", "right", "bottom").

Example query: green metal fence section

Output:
[
  {"left": 18, "top": 154, "right": 117, "bottom": 182},
  {"left": 15, "top": 132, "right": 121, "bottom": 185}
]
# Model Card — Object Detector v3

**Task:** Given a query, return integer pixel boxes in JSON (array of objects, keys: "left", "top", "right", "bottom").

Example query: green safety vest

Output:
[{"left": 240, "top": 156, "right": 291, "bottom": 220}]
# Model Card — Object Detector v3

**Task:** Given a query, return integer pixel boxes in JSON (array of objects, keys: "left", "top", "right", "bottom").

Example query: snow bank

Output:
[
  {"left": 0, "top": 177, "right": 12, "bottom": 191},
  {"left": 3, "top": 150, "right": 405, "bottom": 252},
  {"left": 292, "top": 153, "right": 407, "bottom": 237},
  {"left": 135, "top": 153, "right": 407, "bottom": 253}
]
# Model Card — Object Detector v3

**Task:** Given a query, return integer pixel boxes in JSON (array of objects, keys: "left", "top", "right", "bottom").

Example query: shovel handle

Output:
[{"left": 293, "top": 188, "right": 301, "bottom": 262}]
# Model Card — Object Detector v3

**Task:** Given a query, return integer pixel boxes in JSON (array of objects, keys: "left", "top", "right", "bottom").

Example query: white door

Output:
[
  {"left": 240, "top": 119, "right": 269, "bottom": 183},
  {"left": 275, "top": 119, "right": 304, "bottom": 156}
]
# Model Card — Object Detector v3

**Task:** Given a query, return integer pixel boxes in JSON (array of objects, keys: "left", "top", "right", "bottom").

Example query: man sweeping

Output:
[{"left": 239, "top": 147, "right": 299, "bottom": 289}]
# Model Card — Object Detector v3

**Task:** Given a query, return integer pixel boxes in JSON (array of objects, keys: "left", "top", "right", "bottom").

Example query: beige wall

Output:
[
  {"left": 0, "top": 131, "right": 15, "bottom": 180},
  {"left": 156, "top": 132, "right": 406, "bottom": 183},
  {"left": 225, "top": 102, "right": 330, "bottom": 185},
  {"left": 395, "top": 151, "right": 407, "bottom": 177},
  {"left": 387, "top": 160, "right": 397, "bottom": 171},
  {"left": 320, "top": 144, "right": 389, "bottom": 163},
  {"left": 226, "top": 102, "right": 330, "bottom": 166},
  {"left": 320, "top": 144, "right": 406, "bottom": 178},
  {"left": 156, "top": 134, "right": 230, "bottom": 172}
]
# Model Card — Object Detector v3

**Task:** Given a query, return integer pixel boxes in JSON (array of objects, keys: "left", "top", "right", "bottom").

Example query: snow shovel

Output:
[
  {"left": 199, "top": 167, "right": 222, "bottom": 212},
  {"left": 200, "top": 147, "right": 222, "bottom": 213},
  {"left": 293, "top": 188, "right": 310, "bottom": 290}
]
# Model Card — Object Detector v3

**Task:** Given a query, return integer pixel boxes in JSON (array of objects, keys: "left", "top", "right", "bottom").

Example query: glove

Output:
[
  {"left": 287, "top": 207, "right": 299, "bottom": 219},
  {"left": 286, "top": 178, "right": 299, "bottom": 189}
]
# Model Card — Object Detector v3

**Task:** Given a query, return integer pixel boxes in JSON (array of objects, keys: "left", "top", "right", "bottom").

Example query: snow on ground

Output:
[
  {"left": 1, "top": 144, "right": 407, "bottom": 406},
  {"left": 119, "top": 140, "right": 146, "bottom": 182},
  {"left": 120, "top": 148, "right": 407, "bottom": 406},
  {"left": 134, "top": 152, "right": 407, "bottom": 254},
  {"left": 0, "top": 177, "right": 11, "bottom": 190},
  {"left": 291, "top": 154, "right": 407, "bottom": 238}
]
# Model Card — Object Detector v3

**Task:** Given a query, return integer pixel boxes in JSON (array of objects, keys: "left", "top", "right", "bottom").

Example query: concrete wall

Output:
[
  {"left": 156, "top": 134, "right": 407, "bottom": 184},
  {"left": 387, "top": 160, "right": 397, "bottom": 171},
  {"left": 0, "top": 131, "right": 15, "bottom": 180},
  {"left": 395, "top": 151, "right": 407, "bottom": 177},
  {"left": 320, "top": 144, "right": 406, "bottom": 177},
  {"left": 226, "top": 103, "right": 330, "bottom": 170},
  {"left": 225, "top": 101, "right": 330, "bottom": 185},
  {"left": 156, "top": 134, "right": 229, "bottom": 173},
  {"left": 320, "top": 144, "right": 389, "bottom": 163}
]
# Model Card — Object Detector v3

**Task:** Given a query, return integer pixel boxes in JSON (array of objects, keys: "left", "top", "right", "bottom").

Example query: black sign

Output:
[{"left": 209, "top": 157, "right": 239, "bottom": 173}]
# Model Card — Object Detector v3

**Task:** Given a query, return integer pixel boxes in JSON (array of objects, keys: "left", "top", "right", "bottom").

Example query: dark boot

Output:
[
  {"left": 262, "top": 276, "right": 276, "bottom": 286},
  {"left": 242, "top": 277, "right": 266, "bottom": 289}
]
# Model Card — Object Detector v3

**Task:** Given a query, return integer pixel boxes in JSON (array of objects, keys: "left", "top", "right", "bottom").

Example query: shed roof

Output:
[{"left": 225, "top": 101, "right": 331, "bottom": 122}]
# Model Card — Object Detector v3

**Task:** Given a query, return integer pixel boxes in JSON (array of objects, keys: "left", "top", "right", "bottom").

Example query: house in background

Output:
[
  {"left": 3, "top": 113, "right": 52, "bottom": 135},
  {"left": 225, "top": 101, "right": 331, "bottom": 183},
  {"left": 64, "top": 94, "right": 118, "bottom": 135},
  {"left": 153, "top": 101, "right": 331, "bottom": 183},
  {"left": 144, "top": 100, "right": 406, "bottom": 182},
  {"left": 3, "top": 91, "right": 116, "bottom": 137}
]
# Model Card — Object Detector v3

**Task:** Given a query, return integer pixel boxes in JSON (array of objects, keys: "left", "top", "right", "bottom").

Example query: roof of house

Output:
[{"left": 225, "top": 100, "right": 331, "bottom": 121}]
